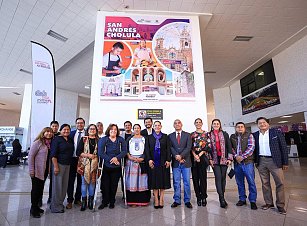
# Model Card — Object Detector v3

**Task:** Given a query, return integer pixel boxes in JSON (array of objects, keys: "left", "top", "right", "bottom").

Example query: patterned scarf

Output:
[
  {"left": 83, "top": 137, "right": 98, "bottom": 184},
  {"left": 44, "top": 139, "right": 51, "bottom": 150},
  {"left": 210, "top": 130, "right": 227, "bottom": 165},
  {"left": 152, "top": 131, "right": 162, "bottom": 167}
]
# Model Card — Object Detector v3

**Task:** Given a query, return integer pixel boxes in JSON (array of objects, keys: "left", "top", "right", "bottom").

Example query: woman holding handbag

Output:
[
  {"left": 125, "top": 124, "right": 150, "bottom": 206},
  {"left": 208, "top": 119, "right": 233, "bottom": 208},
  {"left": 28, "top": 127, "right": 53, "bottom": 218},
  {"left": 76, "top": 124, "right": 99, "bottom": 211},
  {"left": 191, "top": 118, "right": 212, "bottom": 207}
]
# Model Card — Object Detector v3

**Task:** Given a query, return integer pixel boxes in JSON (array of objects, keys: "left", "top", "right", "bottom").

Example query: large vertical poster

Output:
[
  {"left": 100, "top": 16, "right": 195, "bottom": 101},
  {"left": 90, "top": 12, "right": 209, "bottom": 133}
]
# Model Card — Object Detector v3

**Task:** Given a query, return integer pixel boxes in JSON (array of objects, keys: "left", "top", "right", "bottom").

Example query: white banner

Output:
[{"left": 31, "top": 42, "right": 55, "bottom": 142}]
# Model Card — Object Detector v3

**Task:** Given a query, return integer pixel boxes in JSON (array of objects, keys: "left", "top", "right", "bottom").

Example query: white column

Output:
[
  {"left": 19, "top": 84, "right": 32, "bottom": 151},
  {"left": 55, "top": 88, "right": 78, "bottom": 126}
]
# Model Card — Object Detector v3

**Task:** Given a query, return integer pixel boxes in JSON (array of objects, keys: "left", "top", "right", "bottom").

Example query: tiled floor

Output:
[{"left": 0, "top": 158, "right": 307, "bottom": 226}]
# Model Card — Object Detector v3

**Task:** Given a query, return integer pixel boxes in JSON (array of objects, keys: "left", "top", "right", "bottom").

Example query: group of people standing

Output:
[{"left": 27, "top": 115, "right": 289, "bottom": 218}]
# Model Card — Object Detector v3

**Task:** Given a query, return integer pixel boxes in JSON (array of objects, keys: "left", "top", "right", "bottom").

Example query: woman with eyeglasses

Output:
[
  {"left": 98, "top": 124, "right": 127, "bottom": 209},
  {"left": 76, "top": 124, "right": 99, "bottom": 211}
]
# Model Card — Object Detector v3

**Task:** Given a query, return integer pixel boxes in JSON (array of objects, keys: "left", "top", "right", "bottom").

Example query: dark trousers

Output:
[
  {"left": 191, "top": 161, "right": 208, "bottom": 201},
  {"left": 213, "top": 165, "right": 228, "bottom": 198},
  {"left": 102, "top": 166, "right": 121, "bottom": 205},
  {"left": 67, "top": 157, "right": 82, "bottom": 203},
  {"left": 48, "top": 171, "right": 52, "bottom": 200},
  {"left": 31, "top": 177, "right": 45, "bottom": 210}
]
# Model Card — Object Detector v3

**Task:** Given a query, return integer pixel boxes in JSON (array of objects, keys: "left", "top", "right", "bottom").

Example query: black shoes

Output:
[
  {"left": 30, "top": 208, "right": 41, "bottom": 218},
  {"left": 98, "top": 203, "right": 108, "bottom": 210},
  {"left": 88, "top": 196, "right": 94, "bottom": 210},
  {"left": 236, "top": 200, "right": 247, "bottom": 206},
  {"left": 80, "top": 197, "right": 87, "bottom": 211},
  {"left": 219, "top": 197, "right": 228, "bottom": 209},
  {"left": 171, "top": 202, "right": 180, "bottom": 208},
  {"left": 109, "top": 203, "right": 115, "bottom": 209},
  {"left": 277, "top": 207, "right": 286, "bottom": 215},
  {"left": 202, "top": 199, "right": 207, "bottom": 207},
  {"left": 250, "top": 202, "right": 257, "bottom": 210},
  {"left": 197, "top": 199, "right": 207, "bottom": 207},
  {"left": 185, "top": 202, "right": 193, "bottom": 209},
  {"left": 261, "top": 204, "right": 274, "bottom": 210}
]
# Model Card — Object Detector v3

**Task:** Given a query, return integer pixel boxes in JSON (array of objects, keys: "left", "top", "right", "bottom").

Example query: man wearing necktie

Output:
[
  {"left": 66, "top": 117, "right": 86, "bottom": 209},
  {"left": 168, "top": 119, "right": 192, "bottom": 208},
  {"left": 230, "top": 122, "right": 257, "bottom": 210}
]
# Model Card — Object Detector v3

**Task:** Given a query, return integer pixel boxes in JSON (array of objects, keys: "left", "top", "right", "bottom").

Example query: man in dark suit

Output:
[
  {"left": 168, "top": 119, "right": 193, "bottom": 208},
  {"left": 140, "top": 117, "right": 153, "bottom": 137},
  {"left": 66, "top": 117, "right": 86, "bottom": 209},
  {"left": 253, "top": 117, "right": 288, "bottom": 215}
]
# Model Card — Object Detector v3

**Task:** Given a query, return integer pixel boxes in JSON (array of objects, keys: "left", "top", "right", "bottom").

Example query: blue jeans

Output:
[
  {"left": 172, "top": 165, "right": 191, "bottom": 204},
  {"left": 81, "top": 176, "right": 95, "bottom": 197},
  {"left": 234, "top": 162, "right": 257, "bottom": 203}
]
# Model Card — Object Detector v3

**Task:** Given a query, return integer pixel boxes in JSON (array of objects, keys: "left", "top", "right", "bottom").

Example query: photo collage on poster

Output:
[{"left": 100, "top": 16, "right": 195, "bottom": 101}]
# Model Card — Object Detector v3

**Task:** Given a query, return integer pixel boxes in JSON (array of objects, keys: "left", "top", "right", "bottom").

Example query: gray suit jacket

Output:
[{"left": 168, "top": 131, "right": 192, "bottom": 168}]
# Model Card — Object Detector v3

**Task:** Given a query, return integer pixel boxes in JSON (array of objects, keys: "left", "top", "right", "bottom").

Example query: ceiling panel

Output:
[{"left": 0, "top": 0, "right": 306, "bottom": 117}]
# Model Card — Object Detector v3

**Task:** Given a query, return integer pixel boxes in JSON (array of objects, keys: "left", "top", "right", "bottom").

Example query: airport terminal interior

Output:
[{"left": 0, "top": 0, "right": 307, "bottom": 225}]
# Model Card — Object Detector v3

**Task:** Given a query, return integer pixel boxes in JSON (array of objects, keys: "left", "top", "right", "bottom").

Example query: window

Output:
[{"left": 240, "top": 60, "right": 276, "bottom": 97}]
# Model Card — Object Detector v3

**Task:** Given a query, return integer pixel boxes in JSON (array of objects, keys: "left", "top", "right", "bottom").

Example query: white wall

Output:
[
  {"left": 0, "top": 109, "right": 20, "bottom": 126},
  {"left": 78, "top": 96, "right": 90, "bottom": 126},
  {"left": 214, "top": 35, "right": 307, "bottom": 125},
  {"left": 55, "top": 88, "right": 78, "bottom": 126}
]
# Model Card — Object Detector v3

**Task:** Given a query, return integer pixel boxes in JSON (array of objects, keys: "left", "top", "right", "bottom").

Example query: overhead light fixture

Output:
[
  {"left": 233, "top": 36, "right": 253, "bottom": 42},
  {"left": 257, "top": 71, "right": 264, "bottom": 75},
  {"left": 13, "top": 92, "right": 21, "bottom": 96},
  {"left": 84, "top": 85, "right": 91, "bottom": 89},
  {"left": 0, "top": 102, "right": 6, "bottom": 106},
  {"left": 20, "top": 69, "right": 32, "bottom": 75},
  {"left": 47, "top": 30, "right": 68, "bottom": 42},
  {"left": 0, "top": 86, "right": 20, "bottom": 89},
  {"left": 281, "top": 115, "right": 293, "bottom": 118},
  {"left": 204, "top": 71, "right": 216, "bottom": 74},
  {"left": 278, "top": 121, "right": 289, "bottom": 124}
]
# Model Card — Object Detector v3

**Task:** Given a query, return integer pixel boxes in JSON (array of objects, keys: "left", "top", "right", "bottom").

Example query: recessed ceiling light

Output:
[
  {"left": 84, "top": 85, "right": 91, "bottom": 89},
  {"left": 20, "top": 69, "right": 32, "bottom": 75},
  {"left": 0, "top": 102, "right": 6, "bottom": 106},
  {"left": 278, "top": 121, "right": 289, "bottom": 124},
  {"left": 13, "top": 92, "right": 21, "bottom": 96},
  {"left": 281, "top": 115, "right": 293, "bottom": 118},
  {"left": 47, "top": 30, "right": 68, "bottom": 42},
  {"left": 257, "top": 72, "right": 264, "bottom": 75},
  {"left": 233, "top": 36, "right": 253, "bottom": 42}
]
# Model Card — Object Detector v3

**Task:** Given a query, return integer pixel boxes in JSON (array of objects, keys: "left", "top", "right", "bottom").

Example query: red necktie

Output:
[{"left": 177, "top": 132, "right": 181, "bottom": 145}]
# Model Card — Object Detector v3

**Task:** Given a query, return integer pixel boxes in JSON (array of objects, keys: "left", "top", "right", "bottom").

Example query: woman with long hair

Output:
[
  {"left": 125, "top": 124, "right": 150, "bottom": 206},
  {"left": 50, "top": 124, "right": 74, "bottom": 213},
  {"left": 145, "top": 121, "right": 171, "bottom": 209},
  {"left": 28, "top": 127, "right": 53, "bottom": 218},
  {"left": 98, "top": 124, "right": 127, "bottom": 209},
  {"left": 76, "top": 124, "right": 99, "bottom": 211},
  {"left": 191, "top": 118, "right": 212, "bottom": 207},
  {"left": 208, "top": 119, "right": 233, "bottom": 208}
]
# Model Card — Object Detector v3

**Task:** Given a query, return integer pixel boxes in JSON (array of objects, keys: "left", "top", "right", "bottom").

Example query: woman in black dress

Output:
[{"left": 145, "top": 121, "right": 171, "bottom": 209}]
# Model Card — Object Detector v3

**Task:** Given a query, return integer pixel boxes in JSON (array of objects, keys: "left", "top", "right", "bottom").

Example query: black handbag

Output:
[
  {"left": 228, "top": 168, "right": 235, "bottom": 179},
  {"left": 139, "top": 162, "right": 147, "bottom": 174}
]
